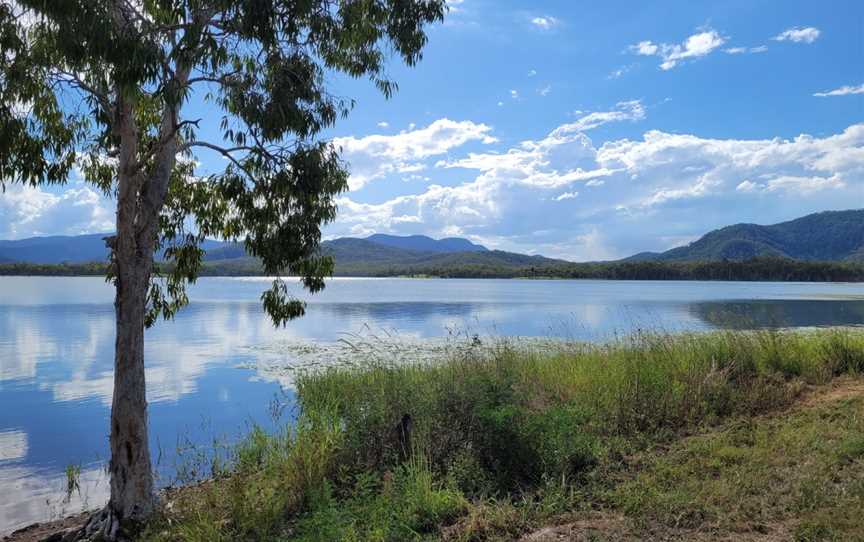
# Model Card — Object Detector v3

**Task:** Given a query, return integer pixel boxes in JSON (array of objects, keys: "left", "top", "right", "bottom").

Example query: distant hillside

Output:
[
  {"left": 0, "top": 234, "right": 226, "bottom": 264},
  {"left": 202, "top": 236, "right": 484, "bottom": 264},
  {"left": 626, "top": 210, "right": 864, "bottom": 262},
  {"left": 201, "top": 238, "right": 561, "bottom": 276},
  {"left": 0, "top": 233, "right": 113, "bottom": 264},
  {"left": 365, "top": 234, "right": 487, "bottom": 253},
  {"left": 0, "top": 232, "right": 514, "bottom": 278},
  {"left": 5, "top": 210, "right": 864, "bottom": 277}
]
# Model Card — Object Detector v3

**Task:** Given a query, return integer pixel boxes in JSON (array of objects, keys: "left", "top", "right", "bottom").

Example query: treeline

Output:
[
  {"left": 0, "top": 261, "right": 108, "bottom": 276},
  {"left": 551, "top": 257, "right": 864, "bottom": 282},
  {"left": 331, "top": 256, "right": 864, "bottom": 281},
  {"left": 1, "top": 256, "right": 863, "bottom": 282}
]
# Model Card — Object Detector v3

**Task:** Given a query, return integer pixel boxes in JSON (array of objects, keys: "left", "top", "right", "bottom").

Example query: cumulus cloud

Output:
[
  {"left": 0, "top": 182, "right": 114, "bottom": 239},
  {"left": 773, "top": 26, "right": 820, "bottom": 44},
  {"left": 329, "top": 115, "right": 864, "bottom": 260},
  {"left": 333, "top": 119, "right": 496, "bottom": 190},
  {"left": 7, "top": 112, "right": 863, "bottom": 262},
  {"left": 631, "top": 28, "right": 727, "bottom": 70},
  {"left": 814, "top": 84, "right": 864, "bottom": 97},
  {"left": 530, "top": 16, "right": 559, "bottom": 30}
]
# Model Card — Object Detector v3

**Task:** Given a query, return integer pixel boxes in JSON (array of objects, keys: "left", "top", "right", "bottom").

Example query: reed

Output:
[{"left": 142, "top": 328, "right": 864, "bottom": 541}]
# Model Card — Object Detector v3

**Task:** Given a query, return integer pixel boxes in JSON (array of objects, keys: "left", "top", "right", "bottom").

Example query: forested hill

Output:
[
  {"left": 364, "top": 234, "right": 488, "bottom": 253},
  {"left": 2, "top": 210, "right": 864, "bottom": 281},
  {"left": 0, "top": 234, "right": 227, "bottom": 264},
  {"left": 626, "top": 209, "right": 864, "bottom": 262},
  {"left": 0, "top": 233, "right": 491, "bottom": 265},
  {"left": 197, "top": 238, "right": 565, "bottom": 276}
]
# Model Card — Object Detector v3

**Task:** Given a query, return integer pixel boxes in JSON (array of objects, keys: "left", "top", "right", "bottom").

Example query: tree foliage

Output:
[
  {"left": 0, "top": 0, "right": 446, "bottom": 325},
  {"left": 0, "top": 0, "right": 446, "bottom": 531}
]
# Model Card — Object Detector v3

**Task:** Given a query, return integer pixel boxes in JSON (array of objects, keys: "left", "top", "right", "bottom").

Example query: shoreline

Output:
[
  {"left": 3, "top": 255, "right": 864, "bottom": 282},
  {"left": 5, "top": 328, "right": 863, "bottom": 541},
  {"left": 3, "top": 273, "right": 864, "bottom": 285}
]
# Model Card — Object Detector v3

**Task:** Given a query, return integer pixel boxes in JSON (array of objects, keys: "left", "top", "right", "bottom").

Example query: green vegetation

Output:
[
  {"left": 4, "top": 255, "right": 864, "bottom": 282},
  {"left": 328, "top": 254, "right": 864, "bottom": 281},
  {"left": 3, "top": 0, "right": 447, "bottom": 529},
  {"left": 139, "top": 329, "right": 864, "bottom": 541},
  {"left": 610, "top": 385, "right": 864, "bottom": 540},
  {"left": 629, "top": 209, "right": 864, "bottom": 262},
  {"left": 64, "top": 463, "right": 82, "bottom": 502}
]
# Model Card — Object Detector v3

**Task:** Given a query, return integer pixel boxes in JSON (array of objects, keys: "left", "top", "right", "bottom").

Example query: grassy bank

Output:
[{"left": 141, "top": 329, "right": 864, "bottom": 541}]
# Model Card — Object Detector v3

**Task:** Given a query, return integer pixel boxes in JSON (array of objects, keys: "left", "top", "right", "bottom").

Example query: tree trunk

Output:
[
  {"left": 107, "top": 253, "right": 156, "bottom": 526},
  {"left": 96, "top": 95, "right": 159, "bottom": 537},
  {"left": 87, "top": 55, "right": 184, "bottom": 538}
]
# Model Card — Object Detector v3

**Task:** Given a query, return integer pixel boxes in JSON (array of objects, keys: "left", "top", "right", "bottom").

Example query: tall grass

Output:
[{"left": 142, "top": 329, "right": 864, "bottom": 541}]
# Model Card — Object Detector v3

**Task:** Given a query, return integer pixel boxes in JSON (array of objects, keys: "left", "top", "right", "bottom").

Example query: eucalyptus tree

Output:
[{"left": 0, "top": 0, "right": 445, "bottom": 536}]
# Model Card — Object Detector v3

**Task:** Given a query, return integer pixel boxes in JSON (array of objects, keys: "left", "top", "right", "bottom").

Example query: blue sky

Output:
[{"left": 2, "top": 0, "right": 863, "bottom": 260}]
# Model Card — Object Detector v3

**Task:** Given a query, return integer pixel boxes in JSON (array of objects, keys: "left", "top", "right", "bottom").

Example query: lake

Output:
[{"left": 1, "top": 276, "right": 863, "bottom": 534}]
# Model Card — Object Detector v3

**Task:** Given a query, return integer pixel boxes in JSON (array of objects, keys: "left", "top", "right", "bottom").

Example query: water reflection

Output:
[
  {"left": 0, "top": 462, "right": 109, "bottom": 533},
  {"left": 1, "top": 277, "right": 864, "bottom": 534},
  {"left": 691, "top": 300, "right": 864, "bottom": 329}
]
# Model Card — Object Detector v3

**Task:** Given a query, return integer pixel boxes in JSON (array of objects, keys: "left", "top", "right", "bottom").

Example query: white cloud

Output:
[
  {"left": 764, "top": 174, "right": 845, "bottom": 194},
  {"left": 377, "top": 121, "right": 389, "bottom": 128},
  {"left": 527, "top": 69, "right": 537, "bottom": 77},
  {"left": 736, "top": 180, "right": 759, "bottom": 192},
  {"left": 631, "top": 28, "right": 727, "bottom": 70},
  {"left": 538, "top": 85, "right": 552, "bottom": 97},
  {"left": 446, "top": 0, "right": 464, "bottom": 11},
  {"left": 329, "top": 116, "right": 864, "bottom": 260},
  {"left": 631, "top": 41, "right": 658, "bottom": 56},
  {"left": 555, "top": 100, "right": 646, "bottom": 133},
  {"left": 608, "top": 65, "right": 633, "bottom": 79},
  {"left": 0, "top": 183, "right": 114, "bottom": 239},
  {"left": 510, "top": 89, "right": 519, "bottom": 99},
  {"left": 333, "top": 119, "right": 497, "bottom": 190},
  {"left": 531, "top": 16, "right": 559, "bottom": 30},
  {"left": 814, "top": 84, "right": 864, "bottom": 97},
  {"left": 773, "top": 26, "right": 820, "bottom": 44},
  {"left": 724, "top": 45, "right": 768, "bottom": 54}
]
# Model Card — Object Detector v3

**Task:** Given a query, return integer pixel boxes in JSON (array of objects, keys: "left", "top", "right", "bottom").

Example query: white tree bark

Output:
[{"left": 106, "top": 96, "right": 158, "bottom": 528}]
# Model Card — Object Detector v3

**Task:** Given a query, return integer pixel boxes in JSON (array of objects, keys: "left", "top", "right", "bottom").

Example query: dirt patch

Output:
[
  {"left": 795, "top": 376, "right": 864, "bottom": 409},
  {"left": 519, "top": 518, "right": 797, "bottom": 541},
  {"left": 519, "top": 513, "right": 635, "bottom": 541}
]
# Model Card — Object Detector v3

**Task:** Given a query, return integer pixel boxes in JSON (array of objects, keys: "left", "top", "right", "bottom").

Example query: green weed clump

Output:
[{"left": 142, "top": 329, "right": 864, "bottom": 541}]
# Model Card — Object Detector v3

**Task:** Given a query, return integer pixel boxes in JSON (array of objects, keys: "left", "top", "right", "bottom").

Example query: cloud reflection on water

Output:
[{"left": 2, "top": 277, "right": 864, "bottom": 535}]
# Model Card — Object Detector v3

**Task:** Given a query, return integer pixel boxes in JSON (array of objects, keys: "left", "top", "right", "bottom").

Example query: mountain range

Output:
[
  {"left": 626, "top": 209, "right": 864, "bottom": 262},
  {"left": 1, "top": 209, "right": 862, "bottom": 269}
]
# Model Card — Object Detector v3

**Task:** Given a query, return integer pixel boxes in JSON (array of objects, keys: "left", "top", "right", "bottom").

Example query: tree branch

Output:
[{"left": 182, "top": 141, "right": 256, "bottom": 179}]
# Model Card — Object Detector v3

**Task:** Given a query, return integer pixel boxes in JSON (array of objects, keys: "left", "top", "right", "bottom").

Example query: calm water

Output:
[{"left": 1, "top": 276, "right": 863, "bottom": 533}]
